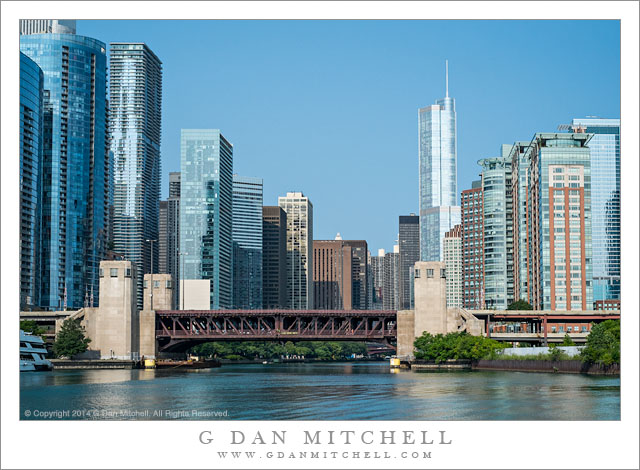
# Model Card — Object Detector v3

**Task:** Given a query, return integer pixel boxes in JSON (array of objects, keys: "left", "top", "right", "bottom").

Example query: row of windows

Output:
[
  {"left": 414, "top": 268, "right": 446, "bottom": 279},
  {"left": 144, "top": 279, "right": 172, "bottom": 289},
  {"left": 99, "top": 267, "right": 132, "bottom": 278}
]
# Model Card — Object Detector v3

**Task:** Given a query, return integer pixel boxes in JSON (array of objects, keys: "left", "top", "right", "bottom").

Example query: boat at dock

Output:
[{"left": 20, "top": 330, "right": 52, "bottom": 371}]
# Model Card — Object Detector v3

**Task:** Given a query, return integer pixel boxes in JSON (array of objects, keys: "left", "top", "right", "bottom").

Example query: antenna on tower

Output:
[{"left": 445, "top": 60, "right": 449, "bottom": 97}]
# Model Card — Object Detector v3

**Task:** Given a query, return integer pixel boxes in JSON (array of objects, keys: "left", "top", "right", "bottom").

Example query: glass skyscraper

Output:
[
  {"left": 509, "top": 141, "right": 532, "bottom": 304},
  {"left": 180, "top": 129, "right": 234, "bottom": 309},
  {"left": 419, "top": 62, "right": 461, "bottom": 261},
  {"left": 20, "top": 33, "right": 109, "bottom": 310},
  {"left": 479, "top": 149, "right": 513, "bottom": 310},
  {"left": 232, "top": 175, "right": 263, "bottom": 309},
  {"left": 565, "top": 119, "right": 620, "bottom": 304},
  {"left": 398, "top": 214, "right": 419, "bottom": 309},
  {"left": 19, "top": 52, "right": 44, "bottom": 310},
  {"left": 110, "top": 43, "right": 163, "bottom": 309},
  {"left": 262, "top": 207, "right": 287, "bottom": 309}
]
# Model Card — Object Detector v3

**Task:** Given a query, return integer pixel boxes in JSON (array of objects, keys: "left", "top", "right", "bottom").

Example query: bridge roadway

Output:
[{"left": 155, "top": 309, "right": 397, "bottom": 352}]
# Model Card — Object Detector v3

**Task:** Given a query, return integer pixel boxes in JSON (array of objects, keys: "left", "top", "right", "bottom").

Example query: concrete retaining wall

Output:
[
  {"left": 51, "top": 359, "right": 139, "bottom": 369},
  {"left": 411, "top": 360, "right": 472, "bottom": 371},
  {"left": 498, "top": 346, "right": 584, "bottom": 357},
  {"left": 473, "top": 359, "right": 619, "bottom": 375}
]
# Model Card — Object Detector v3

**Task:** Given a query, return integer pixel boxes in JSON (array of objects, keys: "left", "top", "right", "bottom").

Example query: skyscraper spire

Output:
[{"left": 445, "top": 59, "right": 449, "bottom": 98}]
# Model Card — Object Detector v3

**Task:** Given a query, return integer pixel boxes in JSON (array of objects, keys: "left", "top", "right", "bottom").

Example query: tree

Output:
[
  {"left": 561, "top": 334, "right": 575, "bottom": 346},
  {"left": 507, "top": 299, "right": 533, "bottom": 310},
  {"left": 580, "top": 320, "right": 620, "bottom": 366},
  {"left": 20, "top": 320, "right": 46, "bottom": 337},
  {"left": 53, "top": 318, "right": 91, "bottom": 358}
]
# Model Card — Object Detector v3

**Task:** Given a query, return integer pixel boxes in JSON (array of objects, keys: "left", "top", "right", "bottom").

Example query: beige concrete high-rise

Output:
[
  {"left": 278, "top": 192, "right": 313, "bottom": 309},
  {"left": 443, "top": 224, "right": 462, "bottom": 307}
]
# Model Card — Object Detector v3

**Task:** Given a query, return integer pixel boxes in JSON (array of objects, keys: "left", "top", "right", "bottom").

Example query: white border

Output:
[{"left": 2, "top": 2, "right": 638, "bottom": 469}]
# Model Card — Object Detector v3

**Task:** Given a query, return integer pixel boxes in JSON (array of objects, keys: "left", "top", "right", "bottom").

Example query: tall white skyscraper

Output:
[
  {"left": 418, "top": 61, "right": 461, "bottom": 261},
  {"left": 278, "top": 192, "right": 313, "bottom": 309},
  {"left": 110, "top": 43, "right": 163, "bottom": 308}
]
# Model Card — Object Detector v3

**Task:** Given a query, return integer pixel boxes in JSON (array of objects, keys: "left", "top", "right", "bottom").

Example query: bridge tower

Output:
[
  {"left": 397, "top": 261, "right": 448, "bottom": 359},
  {"left": 89, "top": 260, "right": 139, "bottom": 359},
  {"left": 139, "top": 273, "right": 174, "bottom": 359}
]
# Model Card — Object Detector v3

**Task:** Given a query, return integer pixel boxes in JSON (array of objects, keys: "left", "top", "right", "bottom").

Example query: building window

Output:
[
  {"left": 166, "top": 280, "right": 172, "bottom": 289},
  {"left": 154, "top": 280, "right": 160, "bottom": 288},
  {"left": 110, "top": 268, "right": 118, "bottom": 277},
  {"left": 414, "top": 269, "right": 420, "bottom": 278},
  {"left": 99, "top": 268, "right": 104, "bottom": 278},
  {"left": 441, "top": 269, "right": 446, "bottom": 278},
  {"left": 144, "top": 280, "right": 148, "bottom": 288},
  {"left": 427, "top": 269, "right": 434, "bottom": 278},
  {"left": 125, "top": 268, "right": 131, "bottom": 278}
]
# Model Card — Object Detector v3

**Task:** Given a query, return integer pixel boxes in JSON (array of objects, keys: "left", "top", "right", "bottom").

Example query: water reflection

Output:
[{"left": 20, "top": 363, "right": 620, "bottom": 421}]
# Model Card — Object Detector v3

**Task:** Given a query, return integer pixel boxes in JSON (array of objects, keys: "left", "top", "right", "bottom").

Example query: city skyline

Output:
[
  {"left": 4, "top": 3, "right": 637, "bottom": 468},
  {"left": 76, "top": 20, "right": 621, "bottom": 253}
]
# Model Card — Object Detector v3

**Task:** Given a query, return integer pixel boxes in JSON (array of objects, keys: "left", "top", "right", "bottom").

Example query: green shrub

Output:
[
  {"left": 413, "top": 331, "right": 506, "bottom": 363},
  {"left": 223, "top": 354, "right": 245, "bottom": 361},
  {"left": 507, "top": 300, "right": 533, "bottom": 310},
  {"left": 580, "top": 320, "right": 620, "bottom": 366}
]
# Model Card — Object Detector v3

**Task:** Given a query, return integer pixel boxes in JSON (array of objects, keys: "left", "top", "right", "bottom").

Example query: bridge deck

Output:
[{"left": 155, "top": 310, "right": 397, "bottom": 352}]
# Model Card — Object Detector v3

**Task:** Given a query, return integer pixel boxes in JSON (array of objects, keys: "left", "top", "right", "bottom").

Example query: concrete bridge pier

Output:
[
  {"left": 80, "top": 261, "right": 171, "bottom": 360},
  {"left": 139, "top": 273, "right": 174, "bottom": 359},
  {"left": 396, "top": 261, "right": 483, "bottom": 360}
]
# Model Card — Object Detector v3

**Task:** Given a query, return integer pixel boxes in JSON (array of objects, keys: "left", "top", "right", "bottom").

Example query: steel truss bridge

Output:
[{"left": 155, "top": 309, "right": 397, "bottom": 352}]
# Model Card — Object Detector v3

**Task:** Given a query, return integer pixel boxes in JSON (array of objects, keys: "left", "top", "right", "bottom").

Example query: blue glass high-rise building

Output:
[
  {"left": 419, "top": 61, "right": 461, "bottom": 261},
  {"left": 562, "top": 119, "right": 620, "bottom": 304},
  {"left": 110, "top": 43, "right": 163, "bottom": 309},
  {"left": 478, "top": 146, "right": 514, "bottom": 309},
  {"left": 232, "top": 175, "right": 263, "bottom": 309},
  {"left": 19, "top": 52, "right": 44, "bottom": 310},
  {"left": 180, "top": 130, "right": 234, "bottom": 309},
  {"left": 20, "top": 33, "right": 109, "bottom": 310}
]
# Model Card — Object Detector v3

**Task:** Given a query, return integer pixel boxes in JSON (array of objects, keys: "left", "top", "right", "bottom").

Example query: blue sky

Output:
[{"left": 79, "top": 20, "right": 620, "bottom": 253}]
